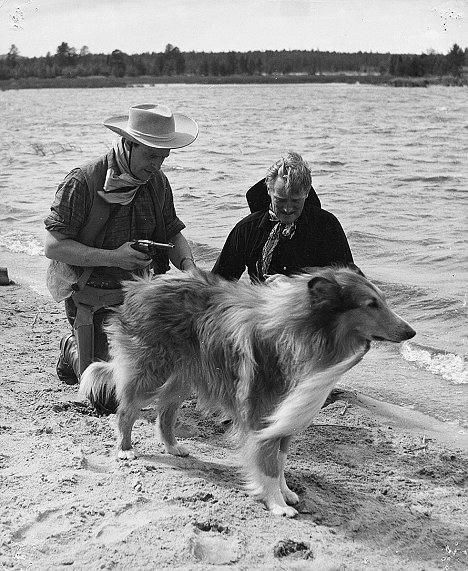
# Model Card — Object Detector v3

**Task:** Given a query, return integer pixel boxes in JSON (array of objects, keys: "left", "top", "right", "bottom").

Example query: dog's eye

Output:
[{"left": 366, "top": 299, "right": 379, "bottom": 309}]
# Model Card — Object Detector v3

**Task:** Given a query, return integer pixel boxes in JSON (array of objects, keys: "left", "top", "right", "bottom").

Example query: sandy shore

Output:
[{"left": 1, "top": 270, "right": 468, "bottom": 571}]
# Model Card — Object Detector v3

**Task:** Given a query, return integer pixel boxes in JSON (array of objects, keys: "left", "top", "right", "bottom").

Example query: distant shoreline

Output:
[{"left": 1, "top": 74, "right": 466, "bottom": 90}]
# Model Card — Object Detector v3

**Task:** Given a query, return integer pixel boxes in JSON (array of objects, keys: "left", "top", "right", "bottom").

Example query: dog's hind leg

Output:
[
  {"left": 157, "top": 402, "right": 189, "bottom": 457},
  {"left": 245, "top": 436, "right": 298, "bottom": 517},
  {"left": 278, "top": 436, "right": 299, "bottom": 506},
  {"left": 156, "top": 375, "right": 191, "bottom": 457}
]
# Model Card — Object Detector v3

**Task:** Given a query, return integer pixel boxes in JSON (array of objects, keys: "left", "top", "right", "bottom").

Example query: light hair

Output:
[{"left": 265, "top": 151, "right": 312, "bottom": 196}]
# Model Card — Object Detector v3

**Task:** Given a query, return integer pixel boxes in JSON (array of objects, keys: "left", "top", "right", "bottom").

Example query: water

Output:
[{"left": 0, "top": 84, "right": 467, "bottom": 428}]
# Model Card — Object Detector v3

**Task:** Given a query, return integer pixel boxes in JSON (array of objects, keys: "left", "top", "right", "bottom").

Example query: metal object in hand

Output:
[{"left": 131, "top": 240, "right": 175, "bottom": 255}]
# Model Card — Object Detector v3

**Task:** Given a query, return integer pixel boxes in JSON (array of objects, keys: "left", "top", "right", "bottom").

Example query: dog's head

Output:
[{"left": 305, "top": 267, "right": 416, "bottom": 345}]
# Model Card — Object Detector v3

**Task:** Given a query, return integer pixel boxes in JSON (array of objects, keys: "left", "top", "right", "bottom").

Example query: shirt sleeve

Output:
[
  {"left": 44, "top": 169, "right": 90, "bottom": 238},
  {"left": 212, "top": 225, "right": 247, "bottom": 280},
  {"left": 160, "top": 175, "right": 185, "bottom": 239}
]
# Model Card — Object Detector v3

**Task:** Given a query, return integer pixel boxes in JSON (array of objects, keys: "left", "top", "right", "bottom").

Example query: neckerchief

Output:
[
  {"left": 260, "top": 210, "right": 296, "bottom": 278},
  {"left": 98, "top": 138, "right": 147, "bottom": 205}
]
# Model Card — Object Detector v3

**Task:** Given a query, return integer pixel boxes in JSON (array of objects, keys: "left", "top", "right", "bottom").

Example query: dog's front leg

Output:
[
  {"left": 116, "top": 403, "right": 140, "bottom": 460},
  {"left": 279, "top": 435, "right": 299, "bottom": 506},
  {"left": 255, "top": 438, "right": 298, "bottom": 518}
]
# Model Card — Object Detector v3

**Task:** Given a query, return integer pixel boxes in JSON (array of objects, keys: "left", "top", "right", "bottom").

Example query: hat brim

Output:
[{"left": 103, "top": 112, "right": 198, "bottom": 149}]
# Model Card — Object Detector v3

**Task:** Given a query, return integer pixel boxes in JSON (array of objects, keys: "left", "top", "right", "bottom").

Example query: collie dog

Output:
[{"left": 79, "top": 267, "right": 415, "bottom": 517}]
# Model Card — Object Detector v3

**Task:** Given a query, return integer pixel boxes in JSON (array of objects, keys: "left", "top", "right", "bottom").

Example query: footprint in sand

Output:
[
  {"left": 188, "top": 521, "right": 243, "bottom": 565},
  {"left": 11, "top": 508, "right": 73, "bottom": 544}
]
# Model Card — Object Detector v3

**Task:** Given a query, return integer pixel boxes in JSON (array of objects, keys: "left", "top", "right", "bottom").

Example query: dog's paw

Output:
[
  {"left": 165, "top": 443, "right": 189, "bottom": 457},
  {"left": 118, "top": 448, "right": 136, "bottom": 460},
  {"left": 269, "top": 504, "right": 298, "bottom": 518},
  {"left": 282, "top": 488, "right": 299, "bottom": 506}
]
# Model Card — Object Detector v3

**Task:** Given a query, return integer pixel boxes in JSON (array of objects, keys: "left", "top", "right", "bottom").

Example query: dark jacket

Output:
[{"left": 212, "top": 205, "right": 354, "bottom": 282}]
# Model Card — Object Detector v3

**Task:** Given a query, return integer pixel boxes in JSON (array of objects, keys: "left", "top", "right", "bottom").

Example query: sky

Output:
[{"left": 0, "top": 0, "right": 467, "bottom": 57}]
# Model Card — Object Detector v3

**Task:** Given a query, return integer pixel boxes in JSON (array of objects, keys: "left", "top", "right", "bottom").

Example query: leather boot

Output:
[
  {"left": 57, "top": 333, "right": 118, "bottom": 416},
  {"left": 56, "top": 333, "right": 79, "bottom": 385}
]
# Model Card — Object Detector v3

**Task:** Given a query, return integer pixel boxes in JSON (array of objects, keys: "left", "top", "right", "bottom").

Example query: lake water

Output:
[{"left": 0, "top": 84, "right": 467, "bottom": 429}]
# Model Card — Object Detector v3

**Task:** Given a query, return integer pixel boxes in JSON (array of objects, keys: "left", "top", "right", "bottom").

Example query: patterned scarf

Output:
[
  {"left": 98, "top": 138, "right": 147, "bottom": 205},
  {"left": 260, "top": 210, "right": 296, "bottom": 278}
]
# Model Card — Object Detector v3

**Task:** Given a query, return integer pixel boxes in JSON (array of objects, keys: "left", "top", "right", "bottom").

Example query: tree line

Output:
[{"left": 1, "top": 42, "right": 466, "bottom": 80}]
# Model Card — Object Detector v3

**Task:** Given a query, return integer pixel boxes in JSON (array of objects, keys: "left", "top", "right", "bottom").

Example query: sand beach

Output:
[{"left": 1, "top": 262, "right": 467, "bottom": 571}]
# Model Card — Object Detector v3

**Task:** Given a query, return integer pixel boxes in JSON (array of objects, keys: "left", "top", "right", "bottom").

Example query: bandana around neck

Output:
[
  {"left": 268, "top": 210, "right": 296, "bottom": 237},
  {"left": 260, "top": 210, "right": 296, "bottom": 278},
  {"left": 98, "top": 138, "right": 147, "bottom": 205}
]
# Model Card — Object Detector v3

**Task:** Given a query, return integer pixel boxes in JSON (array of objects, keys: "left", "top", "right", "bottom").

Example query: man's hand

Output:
[
  {"left": 45, "top": 232, "right": 152, "bottom": 270},
  {"left": 112, "top": 242, "right": 153, "bottom": 270}
]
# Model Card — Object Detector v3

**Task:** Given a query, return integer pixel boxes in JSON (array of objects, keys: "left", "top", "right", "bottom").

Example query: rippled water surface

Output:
[{"left": 1, "top": 84, "right": 467, "bottom": 425}]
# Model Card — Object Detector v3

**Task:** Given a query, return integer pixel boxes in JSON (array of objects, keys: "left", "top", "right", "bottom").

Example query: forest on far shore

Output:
[{"left": 1, "top": 42, "right": 466, "bottom": 83}]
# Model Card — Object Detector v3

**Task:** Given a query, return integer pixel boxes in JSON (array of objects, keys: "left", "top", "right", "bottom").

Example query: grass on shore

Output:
[{"left": 1, "top": 74, "right": 466, "bottom": 90}]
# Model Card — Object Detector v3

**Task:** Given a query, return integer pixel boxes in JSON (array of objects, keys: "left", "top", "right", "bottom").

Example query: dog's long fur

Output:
[{"left": 79, "top": 267, "right": 415, "bottom": 517}]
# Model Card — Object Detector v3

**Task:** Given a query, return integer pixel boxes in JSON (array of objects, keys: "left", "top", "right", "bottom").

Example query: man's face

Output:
[
  {"left": 130, "top": 143, "right": 171, "bottom": 180},
  {"left": 268, "top": 177, "right": 308, "bottom": 224}
]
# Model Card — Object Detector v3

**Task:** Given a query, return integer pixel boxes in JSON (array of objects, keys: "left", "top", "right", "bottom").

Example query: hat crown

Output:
[
  {"left": 103, "top": 103, "right": 198, "bottom": 148},
  {"left": 128, "top": 104, "right": 175, "bottom": 138}
]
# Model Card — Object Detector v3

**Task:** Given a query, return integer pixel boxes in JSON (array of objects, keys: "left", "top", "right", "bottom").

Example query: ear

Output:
[{"left": 307, "top": 276, "right": 338, "bottom": 298}]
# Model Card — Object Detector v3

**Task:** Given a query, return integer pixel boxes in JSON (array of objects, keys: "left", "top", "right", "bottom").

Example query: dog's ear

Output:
[
  {"left": 347, "top": 263, "right": 366, "bottom": 277},
  {"left": 307, "top": 276, "right": 338, "bottom": 298}
]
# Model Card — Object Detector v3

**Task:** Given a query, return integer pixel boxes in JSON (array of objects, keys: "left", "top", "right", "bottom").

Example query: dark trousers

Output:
[{"left": 63, "top": 297, "right": 114, "bottom": 377}]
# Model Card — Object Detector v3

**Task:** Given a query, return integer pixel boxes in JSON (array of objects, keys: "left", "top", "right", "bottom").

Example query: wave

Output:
[
  {"left": 398, "top": 175, "right": 457, "bottom": 183},
  {"left": 189, "top": 241, "right": 220, "bottom": 268},
  {"left": 318, "top": 160, "right": 347, "bottom": 167},
  {"left": 180, "top": 192, "right": 203, "bottom": 200},
  {"left": 348, "top": 230, "right": 406, "bottom": 246},
  {"left": 0, "top": 215, "right": 22, "bottom": 223},
  {"left": 0, "top": 230, "right": 44, "bottom": 256},
  {"left": 401, "top": 342, "right": 468, "bottom": 385},
  {"left": 443, "top": 187, "right": 468, "bottom": 195}
]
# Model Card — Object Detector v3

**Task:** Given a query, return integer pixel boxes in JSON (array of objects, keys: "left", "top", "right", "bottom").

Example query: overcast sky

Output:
[{"left": 1, "top": 0, "right": 467, "bottom": 57}]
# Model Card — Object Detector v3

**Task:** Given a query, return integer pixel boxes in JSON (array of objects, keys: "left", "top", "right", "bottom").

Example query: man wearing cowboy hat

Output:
[{"left": 44, "top": 103, "right": 198, "bottom": 414}]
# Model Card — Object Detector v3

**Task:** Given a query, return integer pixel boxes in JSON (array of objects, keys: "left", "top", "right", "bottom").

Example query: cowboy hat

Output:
[{"left": 103, "top": 104, "right": 198, "bottom": 149}]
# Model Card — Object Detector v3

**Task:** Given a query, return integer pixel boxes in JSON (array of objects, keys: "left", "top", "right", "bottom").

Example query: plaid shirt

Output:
[{"left": 44, "top": 151, "right": 185, "bottom": 287}]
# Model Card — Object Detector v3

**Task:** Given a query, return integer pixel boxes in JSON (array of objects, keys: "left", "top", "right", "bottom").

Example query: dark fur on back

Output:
[{"left": 80, "top": 267, "right": 415, "bottom": 516}]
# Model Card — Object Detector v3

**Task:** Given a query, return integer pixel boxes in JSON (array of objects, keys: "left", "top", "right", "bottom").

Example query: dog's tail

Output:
[
  {"left": 257, "top": 353, "right": 364, "bottom": 442},
  {"left": 79, "top": 361, "right": 119, "bottom": 415}
]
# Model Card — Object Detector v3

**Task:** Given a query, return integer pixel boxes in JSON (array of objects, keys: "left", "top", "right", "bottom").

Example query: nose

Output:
[{"left": 405, "top": 325, "right": 416, "bottom": 340}]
